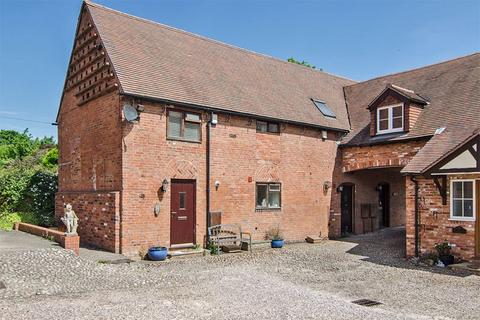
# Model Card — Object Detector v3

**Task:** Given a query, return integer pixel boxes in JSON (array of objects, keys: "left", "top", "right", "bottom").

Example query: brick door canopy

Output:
[{"left": 170, "top": 180, "right": 196, "bottom": 245}]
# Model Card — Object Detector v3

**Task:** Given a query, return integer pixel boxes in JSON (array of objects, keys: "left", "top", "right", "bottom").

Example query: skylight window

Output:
[{"left": 312, "top": 99, "right": 336, "bottom": 118}]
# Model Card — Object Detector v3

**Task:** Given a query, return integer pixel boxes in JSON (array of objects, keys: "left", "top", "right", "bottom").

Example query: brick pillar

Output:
[
  {"left": 61, "top": 235, "right": 80, "bottom": 255},
  {"left": 405, "top": 177, "right": 416, "bottom": 258}
]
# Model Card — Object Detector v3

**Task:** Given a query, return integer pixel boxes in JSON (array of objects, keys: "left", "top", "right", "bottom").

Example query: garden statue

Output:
[{"left": 61, "top": 204, "right": 79, "bottom": 235}]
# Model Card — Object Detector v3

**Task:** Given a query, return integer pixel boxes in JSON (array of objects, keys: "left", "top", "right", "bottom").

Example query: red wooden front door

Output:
[{"left": 170, "top": 180, "right": 196, "bottom": 245}]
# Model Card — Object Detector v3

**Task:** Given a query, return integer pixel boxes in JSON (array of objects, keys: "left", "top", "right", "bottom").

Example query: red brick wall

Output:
[
  {"left": 330, "top": 139, "right": 426, "bottom": 237},
  {"left": 119, "top": 99, "right": 339, "bottom": 256},
  {"left": 341, "top": 140, "right": 426, "bottom": 172},
  {"left": 120, "top": 100, "right": 207, "bottom": 256},
  {"left": 15, "top": 222, "right": 80, "bottom": 255},
  {"left": 330, "top": 167, "right": 407, "bottom": 236},
  {"left": 57, "top": 91, "right": 122, "bottom": 192},
  {"left": 55, "top": 191, "right": 120, "bottom": 253},
  {"left": 406, "top": 175, "right": 478, "bottom": 260},
  {"left": 56, "top": 7, "right": 123, "bottom": 254},
  {"left": 210, "top": 114, "right": 337, "bottom": 243}
]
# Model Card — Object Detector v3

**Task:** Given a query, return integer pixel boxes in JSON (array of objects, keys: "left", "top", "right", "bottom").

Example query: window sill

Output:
[
  {"left": 167, "top": 137, "right": 201, "bottom": 144},
  {"left": 256, "top": 131, "right": 280, "bottom": 135},
  {"left": 376, "top": 129, "right": 404, "bottom": 135},
  {"left": 255, "top": 207, "right": 282, "bottom": 212},
  {"left": 448, "top": 218, "right": 476, "bottom": 222}
]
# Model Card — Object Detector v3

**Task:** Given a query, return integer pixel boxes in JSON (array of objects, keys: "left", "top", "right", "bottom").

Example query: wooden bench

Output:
[{"left": 208, "top": 224, "right": 252, "bottom": 254}]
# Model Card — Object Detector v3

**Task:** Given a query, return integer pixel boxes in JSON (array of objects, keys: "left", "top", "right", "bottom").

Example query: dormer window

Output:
[
  {"left": 376, "top": 103, "right": 404, "bottom": 134},
  {"left": 368, "top": 84, "right": 428, "bottom": 137}
]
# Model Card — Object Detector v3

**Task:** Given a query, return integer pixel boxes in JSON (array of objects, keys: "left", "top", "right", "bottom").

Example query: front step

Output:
[
  {"left": 168, "top": 247, "right": 204, "bottom": 258},
  {"left": 169, "top": 243, "right": 195, "bottom": 250}
]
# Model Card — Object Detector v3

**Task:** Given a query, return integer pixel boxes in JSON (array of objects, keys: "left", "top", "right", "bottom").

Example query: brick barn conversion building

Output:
[{"left": 56, "top": 1, "right": 480, "bottom": 260}]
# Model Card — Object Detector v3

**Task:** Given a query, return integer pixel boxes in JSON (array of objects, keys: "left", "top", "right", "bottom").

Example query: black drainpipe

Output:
[
  {"left": 410, "top": 176, "right": 420, "bottom": 257},
  {"left": 206, "top": 115, "right": 211, "bottom": 244}
]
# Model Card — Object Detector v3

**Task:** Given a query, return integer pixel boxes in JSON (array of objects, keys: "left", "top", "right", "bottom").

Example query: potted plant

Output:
[
  {"left": 266, "top": 226, "right": 284, "bottom": 248},
  {"left": 434, "top": 241, "right": 454, "bottom": 266},
  {"left": 148, "top": 246, "right": 168, "bottom": 261}
]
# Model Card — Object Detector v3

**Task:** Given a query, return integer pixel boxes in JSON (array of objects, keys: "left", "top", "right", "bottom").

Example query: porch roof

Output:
[{"left": 401, "top": 128, "right": 480, "bottom": 174}]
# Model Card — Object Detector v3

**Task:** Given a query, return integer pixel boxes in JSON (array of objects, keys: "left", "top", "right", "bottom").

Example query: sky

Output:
[{"left": 0, "top": 0, "right": 479, "bottom": 139}]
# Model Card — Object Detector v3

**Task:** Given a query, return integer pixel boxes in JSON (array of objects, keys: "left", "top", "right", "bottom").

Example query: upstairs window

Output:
[
  {"left": 256, "top": 120, "right": 280, "bottom": 134},
  {"left": 167, "top": 110, "right": 201, "bottom": 142},
  {"left": 377, "top": 104, "right": 403, "bottom": 134},
  {"left": 451, "top": 180, "right": 475, "bottom": 221},
  {"left": 256, "top": 183, "right": 281, "bottom": 209}
]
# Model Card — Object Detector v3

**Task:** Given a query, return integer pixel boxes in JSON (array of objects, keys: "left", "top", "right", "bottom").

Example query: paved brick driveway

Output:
[{"left": 1, "top": 228, "right": 478, "bottom": 319}]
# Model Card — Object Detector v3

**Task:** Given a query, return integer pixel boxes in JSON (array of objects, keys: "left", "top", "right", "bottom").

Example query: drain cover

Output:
[
  {"left": 0, "top": 281, "right": 6, "bottom": 289},
  {"left": 352, "top": 299, "right": 382, "bottom": 307}
]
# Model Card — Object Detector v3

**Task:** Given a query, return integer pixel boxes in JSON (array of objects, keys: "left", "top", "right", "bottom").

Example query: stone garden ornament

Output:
[{"left": 61, "top": 204, "right": 79, "bottom": 235}]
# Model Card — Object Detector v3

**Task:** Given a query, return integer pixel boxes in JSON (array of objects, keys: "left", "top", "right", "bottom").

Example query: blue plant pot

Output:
[
  {"left": 148, "top": 246, "right": 168, "bottom": 261},
  {"left": 271, "top": 239, "right": 284, "bottom": 248}
]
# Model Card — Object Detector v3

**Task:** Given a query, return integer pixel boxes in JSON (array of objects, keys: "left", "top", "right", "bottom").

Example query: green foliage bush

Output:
[
  {"left": 40, "top": 147, "right": 58, "bottom": 169},
  {"left": 0, "top": 129, "right": 58, "bottom": 228},
  {"left": 0, "top": 212, "right": 40, "bottom": 230}
]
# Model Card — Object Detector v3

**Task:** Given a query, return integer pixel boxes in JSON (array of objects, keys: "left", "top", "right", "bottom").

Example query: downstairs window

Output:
[
  {"left": 256, "top": 183, "right": 281, "bottom": 209},
  {"left": 450, "top": 180, "right": 475, "bottom": 221}
]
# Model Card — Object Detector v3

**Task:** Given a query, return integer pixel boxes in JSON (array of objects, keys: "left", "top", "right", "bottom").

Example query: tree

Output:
[
  {"left": 287, "top": 57, "right": 322, "bottom": 70},
  {"left": 0, "top": 129, "right": 58, "bottom": 229}
]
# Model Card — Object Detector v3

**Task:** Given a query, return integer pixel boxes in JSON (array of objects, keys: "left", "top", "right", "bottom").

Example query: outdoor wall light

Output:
[
  {"left": 161, "top": 178, "right": 169, "bottom": 192},
  {"left": 336, "top": 185, "right": 344, "bottom": 193},
  {"left": 214, "top": 180, "right": 220, "bottom": 190}
]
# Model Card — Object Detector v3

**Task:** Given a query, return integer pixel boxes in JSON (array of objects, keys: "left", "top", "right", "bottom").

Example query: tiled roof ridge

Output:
[
  {"left": 85, "top": 1, "right": 356, "bottom": 84},
  {"left": 345, "top": 52, "right": 480, "bottom": 88},
  {"left": 389, "top": 83, "right": 415, "bottom": 93}
]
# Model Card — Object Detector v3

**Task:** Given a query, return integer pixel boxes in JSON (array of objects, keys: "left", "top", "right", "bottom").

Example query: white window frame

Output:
[
  {"left": 450, "top": 179, "right": 476, "bottom": 221},
  {"left": 255, "top": 182, "right": 282, "bottom": 209},
  {"left": 376, "top": 103, "right": 404, "bottom": 134}
]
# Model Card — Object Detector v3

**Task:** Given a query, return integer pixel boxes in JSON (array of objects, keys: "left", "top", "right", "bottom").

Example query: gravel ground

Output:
[{"left": 1, "top": 228, "right": 479, "bottom": 319}]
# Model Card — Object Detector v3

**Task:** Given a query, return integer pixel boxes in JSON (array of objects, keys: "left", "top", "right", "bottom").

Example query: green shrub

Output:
[
  {"left": 40, "top": 147, "right": 58, "bottom": 169},
  {"left": 20, "top": 171, "right": 58, "bottom": 226},
  {"left": 0, "top": 212, "right": 21, "bottom": 230},
  {"left": 0, "top": 130, "right": 37, "bottom": 167},
  {"left": 0, "top": 166, "right": 34, "bottom": 212},
  {"left": 0, "top": 129, "right": 58, "bottom": 228},
  {"left": 0, "top": 211, "right": 39, "bottom": 230}
]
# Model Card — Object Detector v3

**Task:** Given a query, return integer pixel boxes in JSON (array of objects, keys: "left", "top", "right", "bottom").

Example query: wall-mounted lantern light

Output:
[
  {"left": 336, "top": 185, "right": 344, "bottom": 193},
  {"left": 161, "top": 178, "right": 169, "bottom": 192},
  {"left": 214, "top": 180, "right": 220, "bottom": 190}
]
